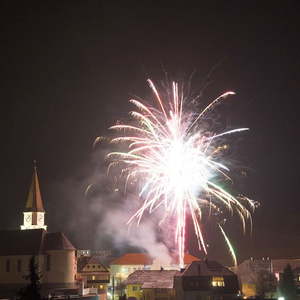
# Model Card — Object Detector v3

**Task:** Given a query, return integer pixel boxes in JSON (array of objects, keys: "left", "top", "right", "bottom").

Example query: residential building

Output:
[
  {"left": 109, "top": 252, "right": 200, "bottom": 300},
  {"left": 125, "top": 269, "right": 178, "bottom": 300},
  {"left": 236, "top": 257, "right": 272, "bottom": 297},
  {"left": 236, "top": 257, "right": 300, "bottom": 298},
  {"left": 272, "top": 258, "right": 300, "bottom": 280},
  {"left": 109, "top": 253, "right": 152, "bottom": 300},
  {"left": 110, "top": 253, "right": 153, "bottom": 284},
  {"left": 77, "top": 255, "right": 110, "bottom": 297},
  {"left": 175, "top": 260, "right": 240, "bottom": 300}
]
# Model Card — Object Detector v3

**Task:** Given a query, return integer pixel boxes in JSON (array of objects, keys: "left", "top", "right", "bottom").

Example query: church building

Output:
[{"left": 0, "top": 164, "right": 77, "bottom": 298}]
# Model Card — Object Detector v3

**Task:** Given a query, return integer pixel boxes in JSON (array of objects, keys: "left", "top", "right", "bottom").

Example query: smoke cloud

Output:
[{"left": 46, "top": 148, "right": 172, "bottom": 265}]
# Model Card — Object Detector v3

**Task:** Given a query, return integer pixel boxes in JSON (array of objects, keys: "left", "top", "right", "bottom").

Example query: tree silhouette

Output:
[
  {"left": 255, "top": 270, "right": 277, "bottom": 298},
  {"left": 279, "top": 264, "right": 297, "bottom": 300},
  {"left": 17, "top": 256, "right": 42, "bottom": 300}
]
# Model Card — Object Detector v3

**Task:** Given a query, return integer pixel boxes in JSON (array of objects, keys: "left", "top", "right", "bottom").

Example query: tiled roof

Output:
[
  {"left": 125, "top": 270, "right": 178, "bottom": 288},
  {"left": 111, "top": 253, "right": 153, "bottom": 265},
  {"left": 111, "top": 252, "right": 199, "bottom": 266},
  {"left": 0, "top": 229, "right": 75, "bottom": 255},
  {"left": 181, "top": 260, "right": 235, "bottom": 277},
  {"left": 182, "top": 253, "right": 200, "bottom": 264}
]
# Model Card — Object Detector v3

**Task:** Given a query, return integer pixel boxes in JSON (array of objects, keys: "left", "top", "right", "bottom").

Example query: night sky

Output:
[{"left": 1, "top": 1, "right": 300, "bottom": 265}]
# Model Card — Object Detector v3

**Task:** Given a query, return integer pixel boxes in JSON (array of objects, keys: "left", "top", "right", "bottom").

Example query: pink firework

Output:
[{"left": 106, "top": 79, "right": 255, "bottom": 267}]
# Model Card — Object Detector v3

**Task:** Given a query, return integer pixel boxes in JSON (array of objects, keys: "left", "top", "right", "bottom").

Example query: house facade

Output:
[
  {"left": 175, "top": 260, "right": 240, "bottom": 300},
  {"left": 124, "top": 260, "right": 239, "bottom": 300},
  {"left": 125, "top": 269, "right": 178, "bottom": 300},
  {"left": 77, "top": 255, "right": 110, "bottom": 297},
  {"left": 109, "top": 253, "right": 153, "bottom": 300},
  {"left": 237, "top": 257, "right": 300, "bottom": 298},
  {"left": 236, "top": 257, "right": 272, "bottom": 297}
]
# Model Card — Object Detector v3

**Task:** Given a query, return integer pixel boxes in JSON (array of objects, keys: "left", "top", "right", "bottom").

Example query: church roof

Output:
[
  {"left": 0, "top": 229, "right": 75, "bottom": 256},
  {"left": 43, "top": 232, "right": 76, "bottom": 251},
  {"left": 24, "top": 163, "right": 45, "bottom": 212},
  {"left": 0, "top": 229, "right": 45, "bottom": 255}
]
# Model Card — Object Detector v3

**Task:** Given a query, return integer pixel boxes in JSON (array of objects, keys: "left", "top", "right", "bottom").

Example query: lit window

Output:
[
  {"left": 298, "top": 275, "right": 300, "bottom": 282},
  {"left": 92, "top": 276, "right": 96, "bottom": 280},
  {"left": 211, "top": 276, "right": 225, "bottom": 287}
]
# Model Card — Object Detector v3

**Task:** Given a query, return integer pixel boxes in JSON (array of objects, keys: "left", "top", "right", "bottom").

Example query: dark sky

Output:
[{"left": 1, "top": 1, "right": 300, "bottom": 265}]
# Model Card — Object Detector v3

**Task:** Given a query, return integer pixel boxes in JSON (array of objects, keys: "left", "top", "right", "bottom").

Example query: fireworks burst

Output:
[{"left": 105, "top": 79, "right": 256, "bottom": 267}]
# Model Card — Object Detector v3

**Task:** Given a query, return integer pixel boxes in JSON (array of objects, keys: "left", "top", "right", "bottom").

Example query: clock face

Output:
[
  {"left": 25, "top": 214, "right": 32, "bottom": 223},
  {"left": 38, "top": 214, "right": 44, "bottom": 223}
]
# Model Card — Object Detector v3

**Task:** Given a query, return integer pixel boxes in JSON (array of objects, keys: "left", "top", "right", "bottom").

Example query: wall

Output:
[
  {"left": 126, "top": 284, "right": 143, "bottom": 300},
  {"left": 0, "top": 254, "right": 43, "bottom": 284},
  {"left": 143, "top": 288, "right": 175, "bottom": 300},
  {"left": 42, "top": 250, "right": 76, "bottom": 284}
]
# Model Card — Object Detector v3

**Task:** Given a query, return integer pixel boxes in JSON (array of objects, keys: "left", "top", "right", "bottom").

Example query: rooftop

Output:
[
  {"left": 125, "top": 270, "right": 178, "bottom": 289},
  {"left": 77, "top": 255, "right": 109, "bottom": 272},
  {"left": 111, "top": 253, "right": 153, "bottom": 265},
  {"left": 111, "top": 252, "right": 200, "bottom": 266},
  {"left": 181, "top": 260, "right": 236, "bottom": 277},
  {"left": 0, "top": 229, "right": 75, "bottom": 255}
]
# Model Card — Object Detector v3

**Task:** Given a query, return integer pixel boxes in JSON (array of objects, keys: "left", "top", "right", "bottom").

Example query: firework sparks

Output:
[{"left": 105, "top": 79, "right": 255, "bottom": 267}]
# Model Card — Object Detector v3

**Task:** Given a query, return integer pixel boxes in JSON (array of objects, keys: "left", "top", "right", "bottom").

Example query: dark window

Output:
[
  {"left": 17, "top": 259, "right": 22, "bottom": 272},
  {"left": 46, "top": 255, "right": 51, "bottom": 271},
  {"left": 6, "top": 259, "right": 10, "bottom": 272},
  {"left": 92, "top": 265, "right": 95, "bottom": 268}
]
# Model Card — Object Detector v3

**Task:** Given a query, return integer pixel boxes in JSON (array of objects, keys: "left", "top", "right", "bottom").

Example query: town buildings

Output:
[
  {"left": 109, "top": 252, "right": 200, "bottom": 300},
  {"left": 124, "top": 260, "right": 239, "bottom": 300},
  {"left": 236, "top": 257, "right": 300, "bottom": 298}
]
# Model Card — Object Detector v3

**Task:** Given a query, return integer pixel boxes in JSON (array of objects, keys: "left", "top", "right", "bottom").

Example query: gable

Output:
[{"left": 82, "top": 263, "right": 109, "bottom": 273}]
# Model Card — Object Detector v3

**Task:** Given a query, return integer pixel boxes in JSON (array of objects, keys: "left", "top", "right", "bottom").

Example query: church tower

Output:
[{"left": 20, "top": 162, "right": 47, "bottom": 230}]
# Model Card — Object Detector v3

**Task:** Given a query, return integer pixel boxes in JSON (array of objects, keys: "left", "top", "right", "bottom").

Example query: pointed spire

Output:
[{"left": 24, "top": 161, "right": 45, "bottom": 212}]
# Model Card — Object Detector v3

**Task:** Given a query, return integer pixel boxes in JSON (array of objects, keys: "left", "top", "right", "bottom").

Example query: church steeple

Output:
[{"left": 21, "top": 161, "right": 47, "bottom": 230}]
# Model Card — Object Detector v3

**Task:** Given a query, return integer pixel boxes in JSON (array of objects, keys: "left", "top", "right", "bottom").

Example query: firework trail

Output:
[{"left": 104, "top": 79, "right": 255, "bottom": 267}]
